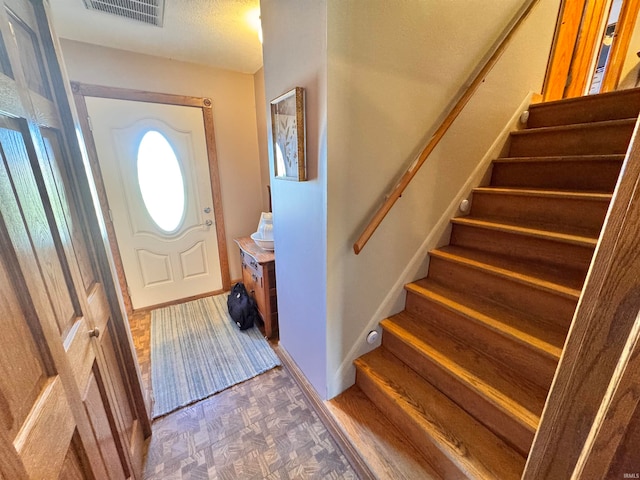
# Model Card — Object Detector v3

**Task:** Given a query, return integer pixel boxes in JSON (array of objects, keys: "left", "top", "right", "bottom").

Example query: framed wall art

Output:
[{"left": 270, "top": 87, "right": 306, "bottom": 181}]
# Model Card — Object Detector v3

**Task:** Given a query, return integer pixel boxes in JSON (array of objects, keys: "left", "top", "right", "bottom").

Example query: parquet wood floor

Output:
[{"left": 129, "top": 310, "right": 358, "bottom": 479}]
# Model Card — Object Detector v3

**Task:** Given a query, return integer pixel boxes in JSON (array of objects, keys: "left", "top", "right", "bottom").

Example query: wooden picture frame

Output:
[{"left": 271, "top": 87, "right": 306, "bottom": 181}]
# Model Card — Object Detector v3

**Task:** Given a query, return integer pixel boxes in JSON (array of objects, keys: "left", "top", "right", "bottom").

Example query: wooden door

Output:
[
  {"left": 86, "top": 97, "right": 224, "bottom": 309},
  {"left": 0, "top": 0, "right": 149, "bottom": 478},
  {"left": 544, "top": 0, "right": 640, "bottom": 100}
]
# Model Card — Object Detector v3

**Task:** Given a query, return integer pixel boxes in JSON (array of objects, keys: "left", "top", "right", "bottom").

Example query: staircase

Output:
[{"left": 329, "top": 89, "right": 640, "bottom": 479}]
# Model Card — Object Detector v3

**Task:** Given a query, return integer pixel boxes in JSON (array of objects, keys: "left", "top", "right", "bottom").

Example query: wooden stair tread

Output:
[
  {"left": 326, "top": 385, "right": 444, "bottom": 480},
  {"left": 507, "top": 118, "right": 634, "bottom": 157},
  {"left": 492, "top": 153, "right": 625, "bottom": 164},
  {"left": 451, "top": 216, "right": 598, "bottom": 247},
  {"left": 510, "top": 117, "right": 636, "bottom": 136},
  {"left": 527, "top": 85, "right": 640, "bottom": 109},
  {"left": 407, "top": 279, "right": 565, "bottom": 360},
  {"left": 472, "top": 186, "right": 612, "bottom": 202},
  {"left": 355, "top": 348, "right": 526, "bottom": 479},
  {"left": 526, "top": 87, "right": 640, "bottom": 127},
  {"left": 490, "top": 154, "right": 625, "bottom": 194},
  {"left": 382, "top": 312, "right": 546, "bottom": 430},
  {"left": 432, "top": 245, "right": 584, "bottom": 296}
]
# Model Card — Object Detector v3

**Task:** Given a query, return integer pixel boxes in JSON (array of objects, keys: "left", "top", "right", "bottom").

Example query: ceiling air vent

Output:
[{"left": 83, "top": 0, "right": 165, "bottom": 27}]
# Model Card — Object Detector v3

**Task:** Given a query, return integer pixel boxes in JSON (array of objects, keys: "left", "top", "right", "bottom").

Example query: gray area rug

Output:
[{"left": 150, "top": 293, "right": 281, "bottom": 418}]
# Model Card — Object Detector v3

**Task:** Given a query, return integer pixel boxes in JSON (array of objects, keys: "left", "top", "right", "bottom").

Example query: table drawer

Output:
[
  {"left": 240, "top": 250, "right": 262, "bottom": 278},
  {"left": 235, "top": 236, "right": 277, "bottom": 338}
]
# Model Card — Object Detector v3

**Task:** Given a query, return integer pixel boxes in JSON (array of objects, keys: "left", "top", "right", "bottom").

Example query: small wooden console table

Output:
[{"left": 234, "top": 236, "right": 278, "bottom": 338}]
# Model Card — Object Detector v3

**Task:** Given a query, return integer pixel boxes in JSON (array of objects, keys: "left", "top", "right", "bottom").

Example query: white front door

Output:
[{"left": 86, "top": 97, "right": 223, "bottom": 309}]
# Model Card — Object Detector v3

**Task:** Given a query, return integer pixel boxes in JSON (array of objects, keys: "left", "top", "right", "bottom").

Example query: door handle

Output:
[{"left": 88, "top": 327, "right": 100, "bottom": 338}]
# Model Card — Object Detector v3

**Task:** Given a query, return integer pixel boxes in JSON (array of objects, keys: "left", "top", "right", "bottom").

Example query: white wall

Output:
[
  {"left": 260, "top": 0, "right": 560, "bottom": 400},
  {"left": 58, "top": 39, "right": 264, "bottom": 282},
  {"left": 325, "top": 0, "right": 561, "bottom": 397},
  {"left": 260, "top": 0, "right": 329, "bottom": 397}
]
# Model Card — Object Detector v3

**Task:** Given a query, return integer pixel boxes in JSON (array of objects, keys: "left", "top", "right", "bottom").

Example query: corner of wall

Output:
[{"left": 261, "top": 0, "right": 330, "bottom": 400}]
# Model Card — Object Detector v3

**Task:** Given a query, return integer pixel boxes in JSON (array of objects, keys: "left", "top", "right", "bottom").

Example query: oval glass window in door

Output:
[{"left": 137, "top": 130, "right": 185, "bottom": 232}]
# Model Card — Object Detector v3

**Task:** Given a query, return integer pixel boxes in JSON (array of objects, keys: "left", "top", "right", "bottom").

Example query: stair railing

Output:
[{"left": 353, "top": 0, "right": 542, "bottom": 254}]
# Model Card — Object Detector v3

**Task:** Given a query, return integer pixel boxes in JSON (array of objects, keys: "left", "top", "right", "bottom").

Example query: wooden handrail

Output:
[{"left": 353, "top": 0, "right": 541, "bottom": 254}]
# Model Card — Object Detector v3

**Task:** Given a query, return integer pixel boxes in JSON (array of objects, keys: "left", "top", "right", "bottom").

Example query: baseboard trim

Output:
[{"left": 273, "top": 344, "right": 375, "bottom": 480}]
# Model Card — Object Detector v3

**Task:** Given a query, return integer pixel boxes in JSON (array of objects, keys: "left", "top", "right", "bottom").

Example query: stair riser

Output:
[
  {"left": 508, "top": 123, "right": 634, "bottom": 157},
  {"left": 490, "top": 159, "right": 622, "bottom": 192},
  {"left": 355, "top": 366, "right": 466, "bottom": 479},
  {"left": 427, "top": 257, "right": 577, "bottom": 329},
  {"left": 450, "top": 223, "right": 594, "bottom": 272},
  {"left": 404, "top": 292, "right": 558, "bottom": 389},
  {"left": 382, "top": 330, "right": 535, "bottom": 456},
  {"left": 527, "top": 90, "right": 640, "bottom": 128},
  {"left": 471, "top": 192, "right": 609, "bottom": 236}
]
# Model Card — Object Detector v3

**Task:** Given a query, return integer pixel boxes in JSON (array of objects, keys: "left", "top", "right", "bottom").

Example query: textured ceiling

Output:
[{"left": 48, "top": 0, "right": 264, "bottom": 74}]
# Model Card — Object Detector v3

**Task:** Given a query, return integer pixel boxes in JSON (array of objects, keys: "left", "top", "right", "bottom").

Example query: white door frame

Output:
[{"left": 72, "top": 83, "right": 230, "bottom": 313}]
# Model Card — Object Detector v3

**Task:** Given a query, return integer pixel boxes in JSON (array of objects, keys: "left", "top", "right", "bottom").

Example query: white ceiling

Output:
[{"left": 48, "top": 0, "right": 264, "bottom": 74}]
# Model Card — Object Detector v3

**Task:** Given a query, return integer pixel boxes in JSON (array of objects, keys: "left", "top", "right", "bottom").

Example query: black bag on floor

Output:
[{"left": 227, "top": 282, "right": 258, "bottom": 330}]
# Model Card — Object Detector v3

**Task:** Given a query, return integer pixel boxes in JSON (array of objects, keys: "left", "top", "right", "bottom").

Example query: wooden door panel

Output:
[
  {"left": 64, "top": 312, "right": 96, "bottom": 398},
  {"left": 0, "top": 120, "right": 101, "bottom": 398},
  {"left": 31, "top": 136, "right": 138, "bottom": 477},
  {"left": 15, "top": 377, "right": 76, "bottom": 479},
  {"left": 0, "top": 74, "right": 24, "bottom": 116},
  {"left": 0, "top": 428, "right": 29, "bottom": 480},
  {"left": 58, "top": 431, "right": 94, "bottom": 480},
  {"left": 0, "top": 25, "right": 12, "bottom": 77},
  {"left": 6, "top": 8, "right": 51, "bottom": 100},
  {"left": 0, "top": 122, "right": 105, "bottom": 479},
  {"left": 0, "top": 121, "right": 79, "bottom": 337},
  {"left": 40, "top": 127, "right": 98, "bottom": 293},
  {"left": 0, "top": 234, "right": 48, "bottom": 440},
  {"left": 83, "top": 368, "right": 128, "bottom": 480},
  {"left": 545, "top": 0, "right": 640, "bottom": 99},
  {"left": 31, "top": 113, "right": 144, "bottom": 480},
  {"left": 99, "top": 321, "right": 145, "bottom": 479},
  {"left": 101, "top": 325, "right": 136, "bottom": 435},
  {"left": 0, "top": 1, "right": 150, "bottom": 478}
]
